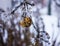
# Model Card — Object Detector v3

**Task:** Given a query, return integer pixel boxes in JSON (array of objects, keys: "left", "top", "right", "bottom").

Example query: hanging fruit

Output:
[{"left": 20, "top": 17, "right": 32, "bottom": 27}]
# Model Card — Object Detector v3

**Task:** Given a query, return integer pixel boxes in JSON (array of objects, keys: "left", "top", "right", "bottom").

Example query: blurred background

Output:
[{"left": 0, "top": 0, "right": 60, "bottom": 46}]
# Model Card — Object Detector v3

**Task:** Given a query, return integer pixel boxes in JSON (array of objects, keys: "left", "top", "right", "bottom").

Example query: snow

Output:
[{"left": 0, "top": 0, "right": 60, "bottom": 46}]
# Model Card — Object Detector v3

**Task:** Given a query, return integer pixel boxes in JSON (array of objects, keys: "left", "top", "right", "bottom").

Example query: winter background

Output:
[{"left": 0, "top": 0, "right": 60, "bottom": 46}]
